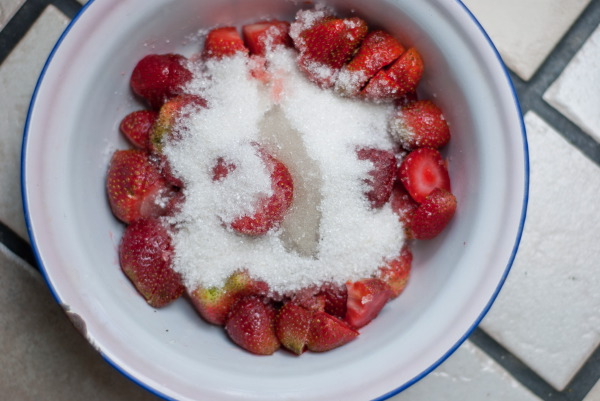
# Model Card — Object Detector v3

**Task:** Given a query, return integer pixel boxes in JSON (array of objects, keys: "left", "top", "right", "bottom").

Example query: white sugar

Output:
[{"left": 165, "top": 47, "right": 405, "bottom": 295}]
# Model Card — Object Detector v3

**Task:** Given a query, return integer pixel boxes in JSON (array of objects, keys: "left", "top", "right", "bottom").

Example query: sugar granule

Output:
[{"left": 164, "top": 47, "right": 405, "bottom": 295}]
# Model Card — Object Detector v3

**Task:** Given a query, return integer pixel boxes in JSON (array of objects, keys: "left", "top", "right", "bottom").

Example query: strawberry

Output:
[
  {"left": 106, "top": 149, "right": 174, "bottom": 223},
  {"left": 276, "top": 302, "right": 313, "bottom": 355},
  {"left": 390, "top": 182, "right": 419, "bottom": 238},
  {"left": 290, "top": 287, "right": 326, "bottom": 312},
  {"left": 362, "top": 47, "right": 424, "bottom": 102},
  {"left": 318, "top": 282, "right": 348, "bottom": 319},
  {"left": 212, "top": 157, "right": 237, "bottom": 181},
  {"left": 398, "top": 147, "right": 451, "bottom": 204},
  {"left": 119, "top": 217, "right": 184, "bottom": 307},
  {"left": 130, "top": 54, "right": 193, "bottom": 110},
  {"left": 410, "top": 188, "right": 457, "bottom": 240},
  {"left": 225, "top": 295, "right": 280, "bottom": 355},
  {"left": 335, "top": 30, "right": 405, "bottom": 96},
  {"left": 356, "top": 147, "right": 397, "bottom": 208},
  {"left": 389, "top": 100, "right": 450, "bottom": 150},
  {"left": 378, "top": 246, "right": 412, "bottom": 298},
  {"left": 202, "top": 27, "right": 249, "bottom": 59},
  {"left": 242, "top": 20, "right": 291, "bottom": 55},
  {"left": 307, "top": 311, "right": 359, "bottom": 352},
  {"left": 293, "top": 17, "right": 368, "bottom": 88},
  {"left": 119, "top": 110, "right": 158, "bottom": 149},
  {"left": 188, "top": 270, "right": 269, "bottom": 325},
  {"left": 345, "top": 278, "right": 392, "bottom": 329},
  {"left": 230, "top": 148, "right": 294, "bottom": 236}
]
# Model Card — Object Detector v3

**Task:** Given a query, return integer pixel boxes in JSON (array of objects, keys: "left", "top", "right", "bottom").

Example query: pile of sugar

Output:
[{"left": 163, "top": 47, "right": 405, "bottom": 294}]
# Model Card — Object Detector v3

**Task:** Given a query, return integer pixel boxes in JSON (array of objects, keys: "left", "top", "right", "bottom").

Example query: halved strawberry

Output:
[
  {"left": 345, "top": 278, "right": 392, "bottom": 329},
  {"left": 398, "top": 147, "right": 450, "bottom": 204},
  {"left": 362, "top": 47, "right": 424, "bottom": 102},
  {"left": 106, "top": 149, "right": 174, "bottom": 223},
  {"left": 212, "top": 157, "right": 237, "bottom": 181},
  {"left": 202, "top": 27, "right": 249, "bottom": 59},
  {"left": 389, "top": 100, "right": 450, "bottom": 150},
  {"left": 225, "top": 295, "right": 280, "bottom": 355},
  {"left": 130, "top": 54, "right": 193, "bottom": 110},
  {"left": 318, "top": 282, "right": 348, "bottom": 319},
  {"left": 293, "top": 17, "right": 368, "bottom": 88},
  {"left": 188, "top": 270, "right": 269, "bottom": 326},
  {"left": 335, "top": 30, "right": 405, "bottom": 96},
  {"left": 230, "top": 148, "right": 294, "bottom": 236},
  {"left": 276, "top": 302, "right": 313, "bottom": 355},
  {"left": 390, "top": 182, "right": 419, "bottom": 239},
  {"left": 119, "top": 217, "right": 184, "bottom": 307},
  {"left": 119, "top": 110, "right": 158, "bottom": 149},
  {"left": 378, "top": 246, "right": 412, "bottom": 298},
  {"left": 307, "top": 311, "right": 359, "bottom": 352},
  {"left": 242, "top": 20, "right": 291, "bottom": 55},
  {"left": 356, "top": 147, "right": 397, "bottom": 208},
  {"left": 410, "top": 188, "right": 457, "bottom": 240}
]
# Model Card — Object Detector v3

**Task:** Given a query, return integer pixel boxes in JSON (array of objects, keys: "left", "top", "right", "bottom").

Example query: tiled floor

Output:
[{"left": 0, "top": 0, "right": 599, "bottom": 400}]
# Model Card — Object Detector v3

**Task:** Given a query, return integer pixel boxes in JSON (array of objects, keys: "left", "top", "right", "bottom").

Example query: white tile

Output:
[
  {"left": 584, "top": 379, "right": 600, "bottom": 401},
  {"left": 391, "top": 341, "right": 541, "bottom": 401},
  {"left": 462, "top": 0, "right": 590, "bottom": 80},
  {"left": 0, "top": 6, "right": 69, "bottom": 240},
  {"left": 544, "top": 25, "right": 600, "bottom": 143},
  {"left": 480, "top": 111, "right": 600, "bottom": 390},
  {"left": 0, "top": 0, "right": 25, "bottom": 29},
  {"left": 0, "top": 243, "right": 161, "bottom": 400}
]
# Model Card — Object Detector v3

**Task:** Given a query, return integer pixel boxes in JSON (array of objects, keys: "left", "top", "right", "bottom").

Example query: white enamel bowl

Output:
[{"left": 22, "top": 0, "right": 528, "bottom": 399}]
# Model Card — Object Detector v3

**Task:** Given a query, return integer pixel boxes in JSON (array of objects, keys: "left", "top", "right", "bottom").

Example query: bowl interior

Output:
[{"left": 22, "top": 0, "right": 527, "bottom": 400}]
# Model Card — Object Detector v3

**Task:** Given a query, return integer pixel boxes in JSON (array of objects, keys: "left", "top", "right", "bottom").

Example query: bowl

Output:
[{"left": 22, "top": 0, "right": 528, "bottom": 399}]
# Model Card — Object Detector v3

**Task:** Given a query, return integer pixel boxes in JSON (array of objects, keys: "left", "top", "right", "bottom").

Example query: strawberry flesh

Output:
[
  {"left": 345, "top": 278, "right": 392, "bottom": 329},
  {"left": 276, "top": 302, "right": 313, "bottom": 355},
  {"left": 230, "top": 148, "right": 294, "bottom": 236},
  {"left": 318, "top": 282, "right": 348, "bottom": 319},
  {"left": 362, "top": 47, "right": 424, "bottom": 101},
  {"left": 390, "top": 100, "right": 450, "bottom": 150},
  {"left": 336, "top": 30, "right": 405, "bottom": 96},
  {"left": 242, "top": 20, "right": 291, "bottom": 55},
  {"left": 225, "top": 295, "right": 281, "bottom": 355},
  {"left": 307, "top": 311, "right": 359, "bottom": 352},
  {"left": 356, "top": 147, "right": 397, "bottom": 208},
  {"left": 119, "top": 110, "right": 158, "bottom": 150},
  {"left": 202, "top": 27, "right": 249, "bottom": 59},
  {"left": 390, "top": 182, "right": 419, "bottom": 239},
  {"left": 410, "top": 188, "right": 457, "bottom": 240},
  {"left": 378, "top": 246, "right": 412, "bottom": 298},
  {"left": 130, "top": 54, "right": 193, "bottom": 110},
  {"left": 119, "top": 218, "right": 184, "bottom": 307},
  {"left": 398, "top": 147, "right": 451, "bottom": 204},
  {"left": 106, "top": 149, "right": 173, "bottom": 223}
]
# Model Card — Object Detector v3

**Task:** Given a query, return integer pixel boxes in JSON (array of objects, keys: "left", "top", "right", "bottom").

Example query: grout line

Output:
[
  {"left": 0, "top": 221, "right": 37, "bottom": 269},
  {"left": 50, "top": 0, "right": 83, "bottom": 19},
  {"left": 0, "top": 0, "right": 49, "bottom": 64},
  {"left": 562, "top": 345, "right": 600, "bottom": 401}
]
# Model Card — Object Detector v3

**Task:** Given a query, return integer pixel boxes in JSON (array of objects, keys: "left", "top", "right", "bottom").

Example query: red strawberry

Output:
[
  {"left": 362, "top": 47, "right": 424, "bottom": 102},
  {"left": 242, "top": 20, "right": 291, "bottom": 55},
  {"left": 276, "top": 302, "right": 313, "bottom": 355},
  {"left": 119, "top": 110, "right": 158, "bottom": 149},
  {"left": 294, "top": 17, "right": 368, "bottom": 88},
  {"left": 378, "top": 246, "right": 412, "bottom": 298},
  {"left": 345, "top": 278, "right": 392, "bottom": 329},
  {"left": 318, "top": 282, "right": 348, "bottom": 319},
  {"left": 212, "top": 157, "right": 237, "bottom": 181},
  {"left": 188, "top": 270, "right": 269, "bottom": 326},
  {"left": 335, "top": 30, "right": 405, "bottom": 96},
  {"left": 390, "top": 100, "right": 450, "bottom": 150},
  {"left": 356, "top": 147, "right": 397, "bottom": 208},
  {"left": 230, "top": 148, "right": 294, "bottom": 236},
  {"left": 307, "top": 311, "right": 359, "bottom": 352},
  {"left": 202, "top": 27, "right": 249, "bottom": 59},
  {"left": 106, "top": 149, "right": 174, "bottom": 223},
  {"left": 410, "top": 188, "right": 457, "bottom": 240},
  {"left": 398, "top": 147, "right": 451, "bottom": 204},
  {"left": 390, "top": 183, "right": 419, "bottom": 239},
  {"left": 225, "top": 295, "right": 280, "bottom": 355},
  {"left": 290, "top": 287, "right": 326, "bottom": 312},
  {"left": 130, "top": 54, "right": 193, "bottom": 110},
  {"left": 119, "top": 217, "right": 184, "bottom": 307}
]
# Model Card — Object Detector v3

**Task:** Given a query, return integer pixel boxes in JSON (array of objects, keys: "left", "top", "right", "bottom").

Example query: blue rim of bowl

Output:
[{"left": 20, "top": 0, "right": 529, "bottom": 400}]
